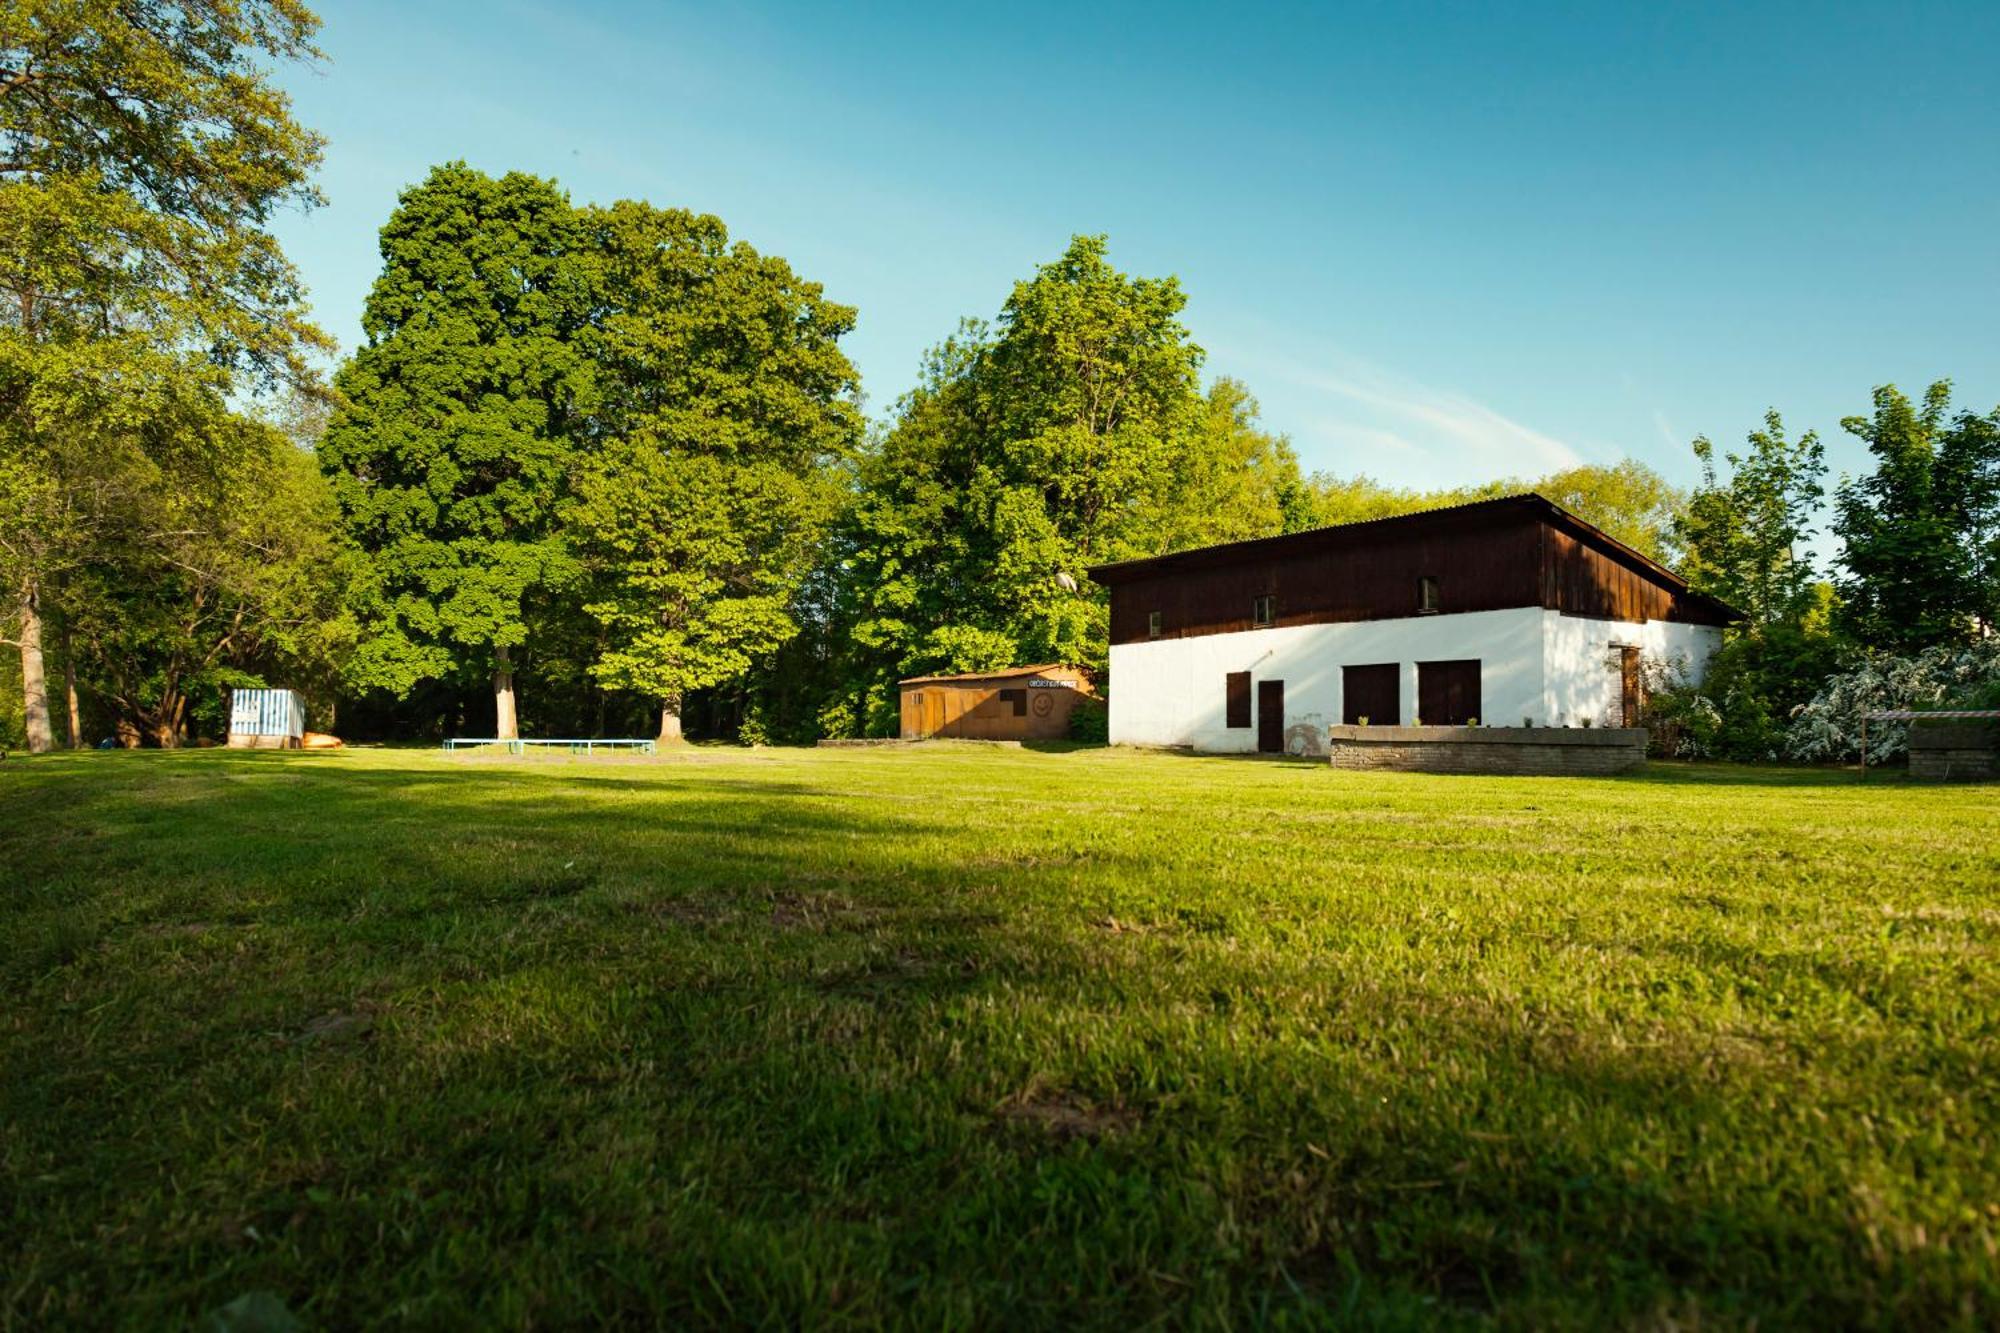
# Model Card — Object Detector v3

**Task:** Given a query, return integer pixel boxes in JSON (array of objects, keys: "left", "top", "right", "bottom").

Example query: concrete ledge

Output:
[{"left": 1327, "top": 725, "right": 1647, "bottom": 776}]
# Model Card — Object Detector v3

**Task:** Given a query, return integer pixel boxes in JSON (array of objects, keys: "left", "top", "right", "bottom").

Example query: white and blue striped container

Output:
[{"left": 227, "top": 688, "right": 305, "bottom": 747}]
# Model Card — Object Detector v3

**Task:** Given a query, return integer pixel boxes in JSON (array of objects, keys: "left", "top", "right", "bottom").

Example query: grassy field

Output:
[{"left": 2, "top": 745, "right": 1996, "bottom": 1329}]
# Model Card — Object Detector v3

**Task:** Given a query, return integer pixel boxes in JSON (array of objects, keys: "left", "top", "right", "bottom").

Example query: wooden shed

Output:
[{"left": 898, "top": 665, "right": 1094, "bottom": 741}]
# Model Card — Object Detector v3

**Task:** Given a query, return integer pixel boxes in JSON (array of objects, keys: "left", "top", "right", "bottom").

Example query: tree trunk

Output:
[
  {"left": 62, "top": 623, "right": 81, "bottom": 748},
  {"left": 115, "top": 717, "right": 141, "bottom": 749},
  {"left": 658, "top": 696, "right": 684, "bottom": 744},
  {"left": 152, "top": 690, "right": 185, "bottom": 748},
  {"left": 15, "top": 578, "right": 55, "bottom": 754},
  {"left": 494, "top": 644, "right": 519, "bottom": 740}
]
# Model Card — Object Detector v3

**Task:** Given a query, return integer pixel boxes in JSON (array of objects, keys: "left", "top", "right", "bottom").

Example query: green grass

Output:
[{"left": 2, "top": 746, "right": 1996, "bottom": 1330}]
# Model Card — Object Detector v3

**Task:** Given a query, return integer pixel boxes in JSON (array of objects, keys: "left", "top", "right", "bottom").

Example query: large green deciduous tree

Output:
[
  {"left": 1, "top": 0, "right": 327, "bottom": 751},
  {"left": 1834, "top": 382, "right": 2000, "bottom": 653},
  {"left": 1147, "top": 377, "right": 1316, "bottom": 550},
  {"left": 832, "top": 236, "right": 1222, "bottom": 732},
  {"left": 1675, "top": 410, "right": 1827, "bottom": 630},
  {"left": 565, "top": 202, "right": 860, "bottom": 742},
  {"left": 1664, "top": 411, "right": 1839, "bottom": 759},
  {"left": 320, "top": 164, "right": 597, "bottom": 738}
]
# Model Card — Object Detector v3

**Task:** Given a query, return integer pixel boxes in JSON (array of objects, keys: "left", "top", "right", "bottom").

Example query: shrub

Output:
[
  {"left": 1636, "top": 657, "right": 1724, "bottom": 758},
  {"left": 1787, "top": 638, "right": 2000, "bottom": 764},
  {"left": 1067, "top": 695, "right": 1109, "bottom": 744}
]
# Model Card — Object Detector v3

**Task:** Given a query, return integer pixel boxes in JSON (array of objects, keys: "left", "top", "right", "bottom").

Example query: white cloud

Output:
[
  {"left": 1229, "top": 341, "right": 1586, "bottom": 481},
  {"left": 1290, "top": 362, "right": 1583, "bottom": 475},
  {"left": 1653, "top": 409, "right": 1684, "bottom": 452}
]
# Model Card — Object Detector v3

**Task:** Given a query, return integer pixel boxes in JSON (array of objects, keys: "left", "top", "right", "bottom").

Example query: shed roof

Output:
[{"left": 897, "top": 664, "right": 1085, "bottom": 687}]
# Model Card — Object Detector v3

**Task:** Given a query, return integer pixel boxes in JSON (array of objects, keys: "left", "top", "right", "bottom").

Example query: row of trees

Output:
[{"left": 3, "top": 3, "right": 1995, "bottom": 754}]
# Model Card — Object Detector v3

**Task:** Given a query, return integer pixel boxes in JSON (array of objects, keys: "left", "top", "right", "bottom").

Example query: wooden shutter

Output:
[
  {"left": 1225, "top": 671, "right": 1252, "bottom": 728},
  {"left": 1342, "top": 664, "right": 1400, "bottom": 725},
  {"left": 1417, "top": 660, "right": 1482, "bottom": 725}
]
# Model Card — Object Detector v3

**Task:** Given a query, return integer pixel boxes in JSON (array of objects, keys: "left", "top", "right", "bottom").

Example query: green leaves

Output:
[
  {"left": 830, "top": 235, "right": 1229, "bottom": 726},
  {"left": 1675, "top": 409, "right": 1827, "bottom": 628},
  {"left": 1833, "top": 382, "right": 2000, "bottom": 653},
  {"left": 324, "top": 174, "right": 861, "bottom": 726},
  {"left": 322, "top": 166, "right": 596, "bottom": 693},
  {"left": 566, "top": 202, "right": 859, "bottom": 714}
]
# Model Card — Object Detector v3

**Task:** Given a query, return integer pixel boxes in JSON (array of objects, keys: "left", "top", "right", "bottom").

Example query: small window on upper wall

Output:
[
  {"left": 1418, "top": 575, "right": 1440, "bottom": 613},
  {"left": 1252, "top": 594, "right": 1276, "bottom": 627},
  {"left": 1147, "top": 610, "right": 1162, "bottom": 638}
]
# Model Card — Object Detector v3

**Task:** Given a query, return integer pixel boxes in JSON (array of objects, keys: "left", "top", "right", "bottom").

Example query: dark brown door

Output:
[
  {"left": 1619, "top": 646, "right": 1641, "bottom": 727},
  {"left": 1257, "top": 679, "right": 1284, "bottom": 752},
  {"left": 1417, "top": 660, "right": 1481, "bottom": 725},
  {"left": 1342, "top": 663, "right": 1399, "bottom": 725}
]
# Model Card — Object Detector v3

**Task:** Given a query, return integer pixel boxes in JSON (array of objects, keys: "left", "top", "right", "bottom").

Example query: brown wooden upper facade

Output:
[{"left": 1087, "top": 494, "right": 1736, "bottom": 646}]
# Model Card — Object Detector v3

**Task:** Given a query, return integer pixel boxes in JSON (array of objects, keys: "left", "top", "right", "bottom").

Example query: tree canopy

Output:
[
  {"left": 1833, "top": 382, "right": 2000, "bottom": 653},
  {"left": 1, "top": 0, "right": 330, "bottom": 750},
  {"left": 320, "top": 164, "right": 596, "bottom": 735},
  {"left": 566, "top": 200, "right": 860, "bottom": 741}
]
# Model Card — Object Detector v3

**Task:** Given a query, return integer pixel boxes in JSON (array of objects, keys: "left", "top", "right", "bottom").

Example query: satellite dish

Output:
[{"left": 1054, "top": 571, "right": 1078, "bottom": 592}]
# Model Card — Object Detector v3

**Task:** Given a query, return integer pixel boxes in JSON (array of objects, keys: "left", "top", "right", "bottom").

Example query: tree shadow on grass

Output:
[{"left": 3, "top": 752, "right": 1993, "bottom": 1328}]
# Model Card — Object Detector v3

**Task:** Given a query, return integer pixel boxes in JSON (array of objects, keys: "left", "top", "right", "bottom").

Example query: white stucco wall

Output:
[
  {"left": 1106, "top": 608, "right": 1726, "bottom": 751},
  {"left": 1107, "top": 607, "right": 1547, "bottom": 752},
  {"left": 1539, "top": 612, "right": 1722, "bottom": 727}
]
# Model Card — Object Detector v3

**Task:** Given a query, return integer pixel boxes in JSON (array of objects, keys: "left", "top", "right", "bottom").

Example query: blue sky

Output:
[{"left": 273, "top": 1, "right": 2000, "bottom": 493}]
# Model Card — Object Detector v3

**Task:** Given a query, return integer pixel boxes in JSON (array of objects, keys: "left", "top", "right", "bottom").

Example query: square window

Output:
[
  {"left": 1147, "top": 610, "right": 1162, "bottom": 638},
  {"left": 1418, "top": 575, "right": 1440, "bottom": 613},
  {"left": 998, "top": 688, "right": 1027, "bottom": 717},
  {"left": 1252, "top": 594, "right": 1275, "bottom": 627}
]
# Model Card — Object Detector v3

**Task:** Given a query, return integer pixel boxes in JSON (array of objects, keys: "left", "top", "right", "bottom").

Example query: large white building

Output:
[{"left": 1088, "top": 495, "right": 1734, "bottom": 754}]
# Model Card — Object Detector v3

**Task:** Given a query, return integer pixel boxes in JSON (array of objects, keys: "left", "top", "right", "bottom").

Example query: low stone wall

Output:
[
  {"left": 1326, "top": 725, "right": 1647, "bottom": 776},
  {"left": 1908, "top": 723, "right": 1999, "bottom": 782}
]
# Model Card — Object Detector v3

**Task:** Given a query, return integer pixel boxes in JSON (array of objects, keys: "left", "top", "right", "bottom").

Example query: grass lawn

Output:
[{"left": 2, "top": 745, "right": 1997, "bottom": 1329}]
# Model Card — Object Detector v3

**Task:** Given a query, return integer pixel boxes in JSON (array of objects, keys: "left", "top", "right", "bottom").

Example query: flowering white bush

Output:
[
  {"left": 1636, "top": 654, "right": 1724, "bottom": 758},
  {"left": 1786, "top": 639, "right": 2000, "bottom": 764}
]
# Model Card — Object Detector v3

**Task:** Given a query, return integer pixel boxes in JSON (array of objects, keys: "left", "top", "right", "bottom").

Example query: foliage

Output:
[
  {"left": 1639, "top": 608, "right": 1848, "bottom": 762},
  {"left": 320, "top": 164, "right": 596, "bottom": 705},
  {"left": 1145, "top": 378, "right": 1315, "bottom": 549},
  {"left": 4, "top": 747, "right": 1996, "bottom": 1326},
  {"left": 71, "top": 423, "right": 355, "bottom": 744},
  {"left": 830, "top": 237, "right": 1221, "bottom": 734},
  {"left": 1, "top": 0, "right": 329, "bottom": 750},
  {"left": 1634, "top": 655, "right": 1724, "bottom": 758},
  {"left": 565, "top": 201, "right": 860, "bottom": 738},
  {"left": 1298, "top": 459, "right": 1685, "bottom": 564},
  {"left": 0, "top": 0, "right": 331, "bottom": 384},
  {"left": 1675, "top": 410, "right": 1827, "bottom": 626},
  {"left": 1787, "top": 637, "right": 2000, "bottom": 765},
  {"left": 1833, "top": 381, "right": 2000, "bottom": 652},
  {"left": 1065, "top": 693, "right": 1109, "bottom": 744}
]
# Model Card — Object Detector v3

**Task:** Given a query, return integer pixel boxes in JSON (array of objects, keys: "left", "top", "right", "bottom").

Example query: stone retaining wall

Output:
[
  {"left": 1908, "top": 722, "right": 1999, "bottom": 781},
  {"left": 1326, "top": 725, "right": 1647, "bottom": 776}
]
